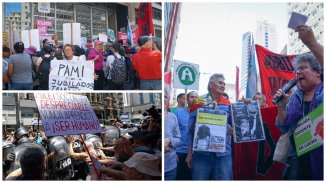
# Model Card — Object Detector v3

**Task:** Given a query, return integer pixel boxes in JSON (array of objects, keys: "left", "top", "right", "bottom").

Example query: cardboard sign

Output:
[
  {"left": 294, "top": 105, "right": 323, "bottom": 156},
  {"left": 21, "top": 29, "right": 41, "bottom": 51},
  {"left": 49, "top": 59, "right": 94, "bottom": 90},
  {"left": 99, "top": 33, "right": 108, "bottom": 43},
  {"left": 38, "top": 2, "right": 51, "bottom": 13},
  {"left": 107, "top": 29, "right": 115, "bottom": 42},
  {"left": 193, "top": 108, "right": 227, "bottom": 153},
  {"left": 34, "top": 93, "right": 102, "bottom": 136},
  {"left": 63, "top": 23, "right": 81, "bottom": 46},
  {"left": 231, "top": 101, "right": 265, "bottom": 143}
]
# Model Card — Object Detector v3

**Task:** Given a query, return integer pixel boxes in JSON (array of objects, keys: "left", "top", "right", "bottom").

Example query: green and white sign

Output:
[
  {"left": 294, "top": 104, "right": 323, "bottom": 156},
  {"left": 107, "top": 29, "right": 115, "bottom": 42},
  {"left": 173, "top": 60, "right": 200, "bottom": 90}
]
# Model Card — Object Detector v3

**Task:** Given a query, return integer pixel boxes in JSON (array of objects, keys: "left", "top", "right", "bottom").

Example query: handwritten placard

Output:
[
  {"left": 34, "top": 93, "right": 102, "bottom": 136},
  {"left": 49, "top": 59, "right": 94, "bottom": 90}
]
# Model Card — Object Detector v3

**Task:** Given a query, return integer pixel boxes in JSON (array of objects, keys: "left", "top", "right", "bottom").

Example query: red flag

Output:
[
  {"left": 137, "top": 3, "right": 155, "bottom": 36},
  {"left": 233, "top": 106, "right": 285, "bottom": 180},
  {"left": 255, "top": 45, "right": 295, "bottom": 106},
  {"left": 164, "top": 71, "right": 172, "bottom": 85},
  {"left": 236, "top": 66, "right": 240, "bottom": 102}
]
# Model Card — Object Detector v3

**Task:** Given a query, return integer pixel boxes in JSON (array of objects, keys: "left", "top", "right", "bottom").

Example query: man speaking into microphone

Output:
[{"left": 273, "top": 52, "right": 323, "bottom": 180}]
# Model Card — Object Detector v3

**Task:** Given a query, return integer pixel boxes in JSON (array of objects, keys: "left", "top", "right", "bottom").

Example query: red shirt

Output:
[{"left": 132, "top": 48, "right": 162, "bottom": 80}]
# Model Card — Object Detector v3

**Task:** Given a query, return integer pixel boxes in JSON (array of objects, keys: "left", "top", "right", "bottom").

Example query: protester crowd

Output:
[
  {"left": 2, "top": 106, "right": 162, "bottom": 180},
  {"left": 3, "top": 36, "right": 162, "bottom": 91},
  {"left": 164, "top": 24, "right": 323, "bottom": 180}
]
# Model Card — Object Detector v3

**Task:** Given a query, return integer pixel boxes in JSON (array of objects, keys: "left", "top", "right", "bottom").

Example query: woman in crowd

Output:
[{"left": 274, "top": 52, "right": 323, "bottom": 180}]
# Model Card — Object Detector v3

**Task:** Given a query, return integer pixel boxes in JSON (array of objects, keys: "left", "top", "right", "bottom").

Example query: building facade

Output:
[
  {"left": 3, "top": 2, "right": 162, "bottom": 46},
  {"left": 287, "top": 2, "right": 324, "bottom": 54},
  {"left": 256, "top": 20, "right": 277, "bottom": 52},
  {"left": 124, "top": 93, "right": 162, "bottom": 116},
  {"left": 240, "top": 32, "right": 254, "bottom": 98}
]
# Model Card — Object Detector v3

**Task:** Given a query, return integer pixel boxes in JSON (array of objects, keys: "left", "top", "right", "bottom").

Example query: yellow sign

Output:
[{"left": 197, "top": 112, "right": 227, "bottom": 125}]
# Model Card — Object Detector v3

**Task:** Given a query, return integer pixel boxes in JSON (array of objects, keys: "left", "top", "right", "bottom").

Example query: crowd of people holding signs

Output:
[
  {"left": 3, "top": 35, "right": 162, "bottom": 91},
  {"left": 2, "top": 93, "right": 162, "bottom": 180},
  {"left": 165, "top": 22, "right": 323, "bottom": 180}
]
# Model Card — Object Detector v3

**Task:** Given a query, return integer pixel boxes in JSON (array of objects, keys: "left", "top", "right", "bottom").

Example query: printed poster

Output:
[
  {"left": 231, "top": 101, "right": 265, "bottom": 143},
  {"left": 294, "top": 104, "right": 323, "bottom": 156},
  {"left": 193, "top": 108, "right": 227, "bottom": 153}
]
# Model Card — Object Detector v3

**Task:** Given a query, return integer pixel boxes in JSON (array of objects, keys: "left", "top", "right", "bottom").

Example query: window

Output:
[{"left": 312, "top": 10, "right": 317, "bottom": 17}]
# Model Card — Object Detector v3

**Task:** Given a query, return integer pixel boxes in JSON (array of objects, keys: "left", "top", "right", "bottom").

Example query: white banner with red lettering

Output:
[{"left": 34, "top": 93, "right": 102, "bottom": 136}]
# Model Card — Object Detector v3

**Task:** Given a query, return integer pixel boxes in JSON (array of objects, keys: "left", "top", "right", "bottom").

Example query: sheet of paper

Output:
[{"left": 288, "top": 11, "right": 308, "bottom": 30}]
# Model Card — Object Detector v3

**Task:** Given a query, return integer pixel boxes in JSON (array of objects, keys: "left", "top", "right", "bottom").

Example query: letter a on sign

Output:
[{"left": 173, "top": 60, "right": 199, "bottom": 90}]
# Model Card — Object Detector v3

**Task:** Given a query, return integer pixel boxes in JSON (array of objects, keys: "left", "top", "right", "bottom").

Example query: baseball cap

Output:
[
  {"left": 138, "top": 36, "right": 153, "bottom": 47},
  {"left": 93, "top": 40, "right": 103, "bottom": 46},
  {"left": 124, "top": 152, "right": 161, "bottom": 177},
  {"left": 86, "top": 43, "right": 92, "bottom": 48},
  {"left": 128, "top": 131, "right": 149, "bottom": 139}
]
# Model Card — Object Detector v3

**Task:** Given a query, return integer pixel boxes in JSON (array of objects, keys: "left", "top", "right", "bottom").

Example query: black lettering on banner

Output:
[
  {"left": 256, "top": 123, "right": 276, "bottom": 175},
  {"left": 139, "top": 3, "right": 146, "bottom": 19},
  {"left": 264, "top": 55, "right": 294, "bottom": 72},
  {"left": 268, "top": 77, "right": 289, "bottom": 97}
]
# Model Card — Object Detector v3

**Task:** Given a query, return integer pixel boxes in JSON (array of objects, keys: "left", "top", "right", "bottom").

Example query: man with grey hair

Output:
[{"left": 186, "top": 73, "right": 233, "bottom": 180}]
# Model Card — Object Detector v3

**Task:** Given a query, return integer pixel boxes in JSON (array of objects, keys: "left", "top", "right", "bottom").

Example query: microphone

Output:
[{"left": 272, "top": 79, "right": 298, "bottom": 104}]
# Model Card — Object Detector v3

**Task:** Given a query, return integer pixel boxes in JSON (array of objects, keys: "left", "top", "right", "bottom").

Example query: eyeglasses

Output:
[
  {"left": 189, "top": 96, "right": 196, "bottom": 99},
  {"left": 293, "top": 65, "right": 310, "bottom": 74},
  {"left": 64, "top": 48, "right": 73, "bottom": 52}
]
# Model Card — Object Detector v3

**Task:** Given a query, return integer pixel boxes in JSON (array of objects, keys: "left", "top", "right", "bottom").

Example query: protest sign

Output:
[
  {"left": 231, "top": 101, "right": 265, "bottom": 143},
  {"left": 294, "top": 104, "right": 323, "bottom": 156},
  {"left": 255, "top": 45, "right": 295, "bottom": 106},
  {"left": 49, "top": 59, "right": 94, "bottom": 90},
  {"left": 193, "top": 108, "right": 227, "bottom": 153},
  {"left": 173, "top": 60, "right": 200, "bottom": 90},
  {"left": 34, "top": 93, "right": 102, "bottom": 136},
  {"left": 99, "top": 33, "right": 108, "bottom": 43},
  {"left": 63, "top": 23, "right": 81, "bottom": 46},
  {"left": 118, "top": 27, "right": 139, "bottom": 46},
  {"left": 21, "top": 29, "right": 41, "bottom": 51},
  {"left": 107, "top": 29, "right": 115, "bottom": 42}
]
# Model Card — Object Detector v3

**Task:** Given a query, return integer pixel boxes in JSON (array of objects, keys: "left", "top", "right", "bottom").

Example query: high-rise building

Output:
[
  {"left": 240, "top": 32, "right": 254, "bottom": 98},
  {"left": 256, "top": 20, "right": 277, "bottom": 52},
  {"left": 287, "top": 2, "right": 324, "bottom": 54},
  {"left": 124, "top": 93, "right": 161, "bottom": 115},
  {"left": 164, "top": 2, "right": 182, "bottom": 72}
]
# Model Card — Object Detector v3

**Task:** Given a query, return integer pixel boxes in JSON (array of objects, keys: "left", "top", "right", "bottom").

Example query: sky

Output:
[
  {"left": 173, "top": 3, "right": 289, "bottom": 96},
  {"left": 5, "top": 3, "right": 21, "bottom": 16}
]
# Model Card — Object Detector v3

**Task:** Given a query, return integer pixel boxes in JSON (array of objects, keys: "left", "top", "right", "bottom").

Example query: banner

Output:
[
  {"left": 233, "top": 106, "right": 285, "bottom": 180},
  {"left": 127, "top": 18, "right": 134, "bottom": 47},
  {"left": 49, "top": 60, "right": 94, "bottom": 90},
  {"left": 294, "top": 104, "right": 323, "bottom": 156},
  {"left": 193, "top": 108, "right": 227, "bottom": 153},
  {"left": 137, "top": 3, "right": 154, "bottom": 36},
  {"left": 231, "top": 101, "right": 265, "bottom": 143},
  {"left": 255, "top": 45, "right": 295, "bottom": 106},
  {"left": 118, "top": 27, "right": 139, "bottom": 46},
  {"left": 34, "top": 93, "right": 102, "bottom": 136}
]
